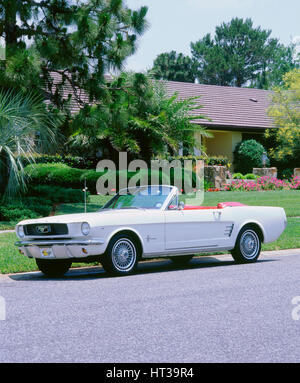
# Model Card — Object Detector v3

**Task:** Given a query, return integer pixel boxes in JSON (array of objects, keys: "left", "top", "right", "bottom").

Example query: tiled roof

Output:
[
  {"left": 46, "top": 72, "right": 275, "bottom": 130},
  {"left": 164, "top": 81, "right": 275, "bottom": 130},
  {"left": 45, "top": 71, "right": 111, "bottom": 115}
]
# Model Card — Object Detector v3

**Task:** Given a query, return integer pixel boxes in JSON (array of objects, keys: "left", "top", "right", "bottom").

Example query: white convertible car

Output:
[{"left": 15, "top": 185, "right": 287, "bottom": 277}]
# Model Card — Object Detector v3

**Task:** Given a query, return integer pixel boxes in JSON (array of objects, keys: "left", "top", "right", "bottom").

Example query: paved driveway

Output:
[{"left": 0, "top": 250, "right": 300, "bottom": 362}]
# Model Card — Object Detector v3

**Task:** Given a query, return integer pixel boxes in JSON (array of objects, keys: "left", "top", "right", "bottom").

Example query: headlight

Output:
[
  {"left": 17, "top": 225, "right": 25, "bottom": 238},
  {"left": 81, "top": 222, "right": 90, "bottom": 236}
]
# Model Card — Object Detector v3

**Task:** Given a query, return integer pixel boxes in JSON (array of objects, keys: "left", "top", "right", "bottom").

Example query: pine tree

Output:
[
  {"left": 0, "top": 0, "right": 148, "bottom": 108},
  {"left": 151, "top": 51, "right": 196, "bottom": 83},
  {"left": 191, "top": 18, "right": 298, "bottom": 88}
]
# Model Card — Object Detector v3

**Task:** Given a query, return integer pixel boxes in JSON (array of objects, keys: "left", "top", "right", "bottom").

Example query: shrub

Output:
[
  {"left": 26, "top": 185, "right": 88, "bottom": 204},
  {"left": 23, "top": 162, "right": 203, "bottom": 195},
  {"left": 204, "top": 180, "right": 214, "bottom": 191},
  {"left": 232, "top": 172, "right": 244, "bottom": 179},
  {"left": 104, "top": 169, "right": 171, "bottom": 192},
  {"left": 233, "top": 173, "right": 259, "bottom": 180},
  {"left": 156, "top": 155, "right": 230, "bottom": 168},
  {"left": 20, "top": 154, "right": 97, "bottom": 169},
  {"left": 0, "top": 206, "right": 40, "bottom": 222},
  {"left": 80, "top": 169, "right": 108, "bottom": 194},
  {"left": 289, "top": 175, "right": 300, "bottom": 190},
  {"left": 23, "top": 197, "right": 53, "bottom": 216},
  {"left": 233, "top": 140, "right": 269, "bottom": 174},
  {"left": 224, "top": 176, "right": 295, "bottom": 192},
  {"left": 280, "top": 168, "right": 294, "bottom": 180},
  {"left": 24, "top": 163, "right": 108, "bottom": 191},
  {"left": 24, "top": 163, "right": 87, "bottom": 188},
  {"left": 0, "top": 197, "right": 53, "bottom": 222},
  {"left": 244, "top": 173, "right": 259, "bottom": 180},
  {"left": 95, "top": 168, "right": 202, "bottom": 194}
]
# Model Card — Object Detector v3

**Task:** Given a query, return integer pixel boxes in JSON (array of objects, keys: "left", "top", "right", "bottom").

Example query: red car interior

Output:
[{"left": 183, "top": 202, "right": 246, "bottom": 210}]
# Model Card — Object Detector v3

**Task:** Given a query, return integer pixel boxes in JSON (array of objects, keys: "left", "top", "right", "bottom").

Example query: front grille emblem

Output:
[{"left": 36, "top": 225, "right": 51, "bottom": 234}]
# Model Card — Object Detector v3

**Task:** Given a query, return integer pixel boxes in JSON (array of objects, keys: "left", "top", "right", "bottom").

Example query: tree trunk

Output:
[
  {"left": 4, "top": 0, "right": 18, "bottom": 57},
  {"left": 0, "top": 151, "right": 9, "bottom": 196}
]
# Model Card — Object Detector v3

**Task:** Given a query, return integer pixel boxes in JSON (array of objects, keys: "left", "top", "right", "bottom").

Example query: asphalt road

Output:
[{"left": 0, "top": 250, "right": 300, "bottom": 363}]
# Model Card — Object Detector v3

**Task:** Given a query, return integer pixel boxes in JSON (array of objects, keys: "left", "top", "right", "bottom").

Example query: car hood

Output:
[{"left": 17, "top": 209, "right": 156, "bottom": 226}]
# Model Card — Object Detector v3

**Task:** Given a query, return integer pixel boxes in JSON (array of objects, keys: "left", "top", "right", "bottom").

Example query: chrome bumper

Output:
[{"left": 15, "top": 239, "right": 105, "bottom": 247}]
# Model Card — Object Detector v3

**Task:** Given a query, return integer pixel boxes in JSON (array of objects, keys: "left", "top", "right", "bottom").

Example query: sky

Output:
[{"left": 124, "top": 0, "right": 300, "bottom": 72}]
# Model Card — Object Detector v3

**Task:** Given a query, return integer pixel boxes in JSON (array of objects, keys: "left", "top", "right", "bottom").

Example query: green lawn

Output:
[
  {"left": 0, "top": 190, "right": 299, "bottom": 274},
  {"left": 0, "top": 232, "right": 97, "bottom": 274},
  {"left": 55, "top": 194, "right": 109, "bottom": 215},
  {"left": 200, "top": 190, "right": 300, "bottom": 218},
  {"left": 0, "top": 233, "right": 38, "bottom": 274},
  {"left": 0, "top": 222, "right": 16, "bottom": 230},
  {"left": 55, "top": 190, "right": 300, "bottom": 217}
]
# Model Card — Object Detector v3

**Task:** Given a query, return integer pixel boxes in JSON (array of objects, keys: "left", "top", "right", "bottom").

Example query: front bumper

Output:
[{"left": 15, "top": 239, "right": 106, "bottom": 260}]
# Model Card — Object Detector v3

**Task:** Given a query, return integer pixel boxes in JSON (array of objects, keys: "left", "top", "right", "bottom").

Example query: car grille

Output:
[{"left": 24, "top": 223, "right": 69, "bottom": 236}]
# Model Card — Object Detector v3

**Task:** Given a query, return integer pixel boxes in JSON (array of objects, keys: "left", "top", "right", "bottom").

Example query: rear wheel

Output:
[
  {"left": 231, "top": 225, "right": 261, "bottom": 263},
  {"left": 36, "top": 258, "right": 72, "bottom": 277},
  {"left": 101, "top": 234, "right": 140, "bottom": 276},
  {"left": 170, "top": 255, "right": 194, "bottom": 265}
]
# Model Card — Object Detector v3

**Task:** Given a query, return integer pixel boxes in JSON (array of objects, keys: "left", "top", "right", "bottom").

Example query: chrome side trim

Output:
[{"left": 15, "top": 239, "right": 105, "bottom": 247}]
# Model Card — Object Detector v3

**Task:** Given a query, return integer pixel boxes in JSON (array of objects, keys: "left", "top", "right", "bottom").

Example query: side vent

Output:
[{"left": 224, "top": 224, "right": 234, "bottom": 237}]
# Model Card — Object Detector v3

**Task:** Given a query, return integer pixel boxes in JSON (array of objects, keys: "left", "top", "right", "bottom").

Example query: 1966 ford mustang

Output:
[{"left": 15, "top": 185, "right": 287, "bottom": 277}]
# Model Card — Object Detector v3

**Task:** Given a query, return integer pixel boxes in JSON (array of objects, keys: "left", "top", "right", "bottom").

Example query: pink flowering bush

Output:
[
  {"left": 289, "top": 175, "right": 300, "bottom": 190},
  {"left": 224, "top": 176, "right": 300, "bottom": 192}
]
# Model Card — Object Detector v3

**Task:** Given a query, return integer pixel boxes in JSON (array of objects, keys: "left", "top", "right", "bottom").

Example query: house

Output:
[
  {"left": 48, "top": 72, "right": 274, "bottom": 163},
  {"left": 164, "top": 81, "right": 275, "bottom": 162}
]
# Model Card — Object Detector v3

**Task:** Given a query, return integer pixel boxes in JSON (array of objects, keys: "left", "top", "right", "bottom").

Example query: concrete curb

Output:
[{"left": 260, "top": 248, "right": 300, "bottom": 257}]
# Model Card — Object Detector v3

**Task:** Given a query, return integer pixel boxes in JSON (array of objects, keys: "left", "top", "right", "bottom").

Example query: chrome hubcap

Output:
[
  {"left": 240, "top": 230, "right": 259, "bottom": 259},
  {"left": 112, "top": 239, "right": 136, "bottom": 271}
]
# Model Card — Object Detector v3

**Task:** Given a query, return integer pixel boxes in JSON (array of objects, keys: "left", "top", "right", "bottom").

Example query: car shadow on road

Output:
[{"left": 9, "top": 255, "right": 276, "bottom": 282}]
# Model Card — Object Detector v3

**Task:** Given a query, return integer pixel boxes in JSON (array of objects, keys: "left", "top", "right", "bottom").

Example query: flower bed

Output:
[{"left": 224, "top": 176, "right": 300, "bottom": 192}]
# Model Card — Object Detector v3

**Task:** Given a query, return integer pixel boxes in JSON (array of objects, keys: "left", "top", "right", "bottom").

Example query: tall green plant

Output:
[
  {"left": 233, "top": 139, "right": 269, "bottom": 174},
  {"left": 0, "top": 0, "right": 148, "bottom": 110},
  {"left": 0, "top": 89, "right": 58, "bottom": 198},
  {"left": 68, "top": 72, "right": 211, "bottom": 162}
]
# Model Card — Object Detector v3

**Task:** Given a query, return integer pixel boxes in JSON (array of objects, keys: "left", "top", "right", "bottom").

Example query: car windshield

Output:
[{"left": 102, "top": 185, "right": 173, "bottom": 210}]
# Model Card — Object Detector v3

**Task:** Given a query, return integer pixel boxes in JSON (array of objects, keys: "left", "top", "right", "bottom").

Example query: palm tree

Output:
[
  {"left": 0, "top": 89, "right": 58, "bottom": 198},
  {"left": 68, "top": 72, "right": 212, "bottom": 163}
]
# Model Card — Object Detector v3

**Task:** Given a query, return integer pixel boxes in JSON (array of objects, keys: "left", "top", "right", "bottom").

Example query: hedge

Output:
[
  {"left": 20, "top": 154, "right": 97, "bottom": 169},
  {"left": 20, "top": 154, "right": 231, "bottom": 169},
  {"left": 24, "top": 163, "right": 203, "bottom": 194},
  {"left": 0, "top": 197, "right": 53, "bottom": 222},
  {"left": 156, "top": 155, "right": 230, "bottom": 168},
  {"left": 24, "top": 163, "right": 104, "bottom": 190},
  {"left": 26, "top": 185, "right": 88, "bottom": 204},
  {"left": 0, "top": 184, "right": 88, "bottom": 223}
]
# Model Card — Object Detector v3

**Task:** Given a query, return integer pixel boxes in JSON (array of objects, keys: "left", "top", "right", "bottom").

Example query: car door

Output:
[{"left": 164, "top": 208, "right": 234, "bottom": 251}]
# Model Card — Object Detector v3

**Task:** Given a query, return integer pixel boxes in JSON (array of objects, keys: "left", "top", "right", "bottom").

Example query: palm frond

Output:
[{"left": 0, "top": 89, "right": 59, "bottom": 199}]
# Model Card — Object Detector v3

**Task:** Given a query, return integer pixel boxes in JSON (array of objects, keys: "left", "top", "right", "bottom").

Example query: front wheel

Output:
[
  {"left": 101, "top": 234, "right": 140, "bottom": 276},
  {"left": 36, "top": 258, "right": 72, "bottom": 277},
  {"left": 231, "top": 225, "right": 261, "bottom": 263}
]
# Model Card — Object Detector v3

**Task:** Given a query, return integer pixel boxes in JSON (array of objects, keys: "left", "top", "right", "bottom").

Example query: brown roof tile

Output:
[
  {"left": 164, "top": 81, "right": 275, "bottom": 130},
  {"left": 47, "top": 72, "right": 275, "bottom": 130}
]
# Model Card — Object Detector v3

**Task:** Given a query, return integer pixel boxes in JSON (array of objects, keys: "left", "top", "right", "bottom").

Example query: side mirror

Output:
[{"left": 178, "top": 201, "right": 185, "bottom": 210}]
